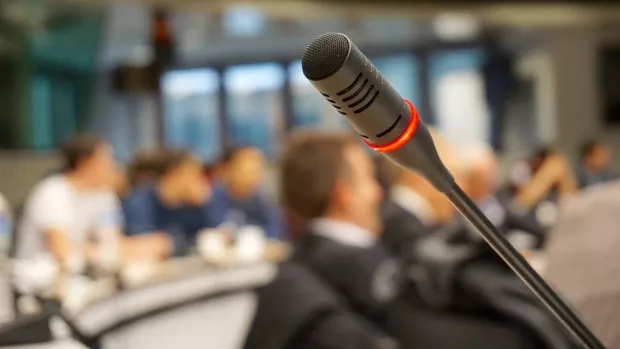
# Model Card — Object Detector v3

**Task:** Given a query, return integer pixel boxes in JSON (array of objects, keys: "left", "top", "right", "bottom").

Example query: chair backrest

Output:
[
  {"left": 0, "top": 339, "right": 87, "bottom": 349},
  {"left": 71, "top": 263, "right": 276, "bottom": 349},
  {"left": 0, "top": 303, "right": 86, "bottom": 349},
  {"left": 100, "top": 292, "right": 255, "bottom": 349}
]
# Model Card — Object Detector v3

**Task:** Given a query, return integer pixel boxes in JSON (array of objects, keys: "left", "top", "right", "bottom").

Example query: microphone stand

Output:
[{"left": 446, "top": 183, "right": 605, "bottom": 349}]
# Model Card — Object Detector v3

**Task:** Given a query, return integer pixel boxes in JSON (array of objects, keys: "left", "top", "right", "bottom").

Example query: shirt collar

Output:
[
  {"left": 391, "top": 185, "right": 437, "bottom": 226},
  {"left": 309, "top": 218, "right": 376, "bottom": 248}
]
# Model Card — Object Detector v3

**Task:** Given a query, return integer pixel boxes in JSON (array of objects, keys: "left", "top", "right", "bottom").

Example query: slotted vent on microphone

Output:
[
  {"left": 337, "top": 71, "right": 380, "bottom": 115},
  {"left": 302, "top": 33, "right": 350, "bottom": 81}
]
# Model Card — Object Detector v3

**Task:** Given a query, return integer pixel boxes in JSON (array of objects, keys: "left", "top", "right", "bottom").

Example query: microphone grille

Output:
[{"left": 302, "top": 33, "right": 350, "bottom": 81}]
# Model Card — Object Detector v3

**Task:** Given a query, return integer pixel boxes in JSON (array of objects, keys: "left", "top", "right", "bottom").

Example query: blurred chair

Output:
[
  {"left": 70, "top": 263, "right": 276, "bottom": 349},
  {"left": 386, "top": 298, "right": 536, "bottom": 349},
  {"left": 0, "top": 301, "right": 86, "bottom": 349}
]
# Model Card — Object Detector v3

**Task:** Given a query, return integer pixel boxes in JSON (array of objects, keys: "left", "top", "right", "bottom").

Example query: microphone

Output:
[
  {"left": 301, "top": 33, "right": 453, "bottom": 194},
  {"left": 302, "top": 33, "right": 605, "bottom": 349}
]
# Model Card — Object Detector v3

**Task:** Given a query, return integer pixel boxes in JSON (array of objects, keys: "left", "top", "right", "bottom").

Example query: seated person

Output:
[
  {"left": 459, "top": 143, "right": 546, "bottom": 248},
  {"left": 13, "top": 135, "right": 169, "bottom": 295},
  {"left": 281, "top": 132, "right": 571, "bottom": 349},
  {"left": 382, "top": 128, "right": 465, "bottom": 256},
  {"left": 208, "top": 146, "right": 284, "bottom": 240},
  {"left": 123, "top": 148, "right": 212, "bottom": 257},
  {"left": 511, "top": 148, "right": 578, "bottom": 228},
  {"left": 281, "top": 132, "right": 400, "bottom": 323},
  {"left": 576, "top": 139, "right": 616, "bottom": 189},
  {"left": 89, "top": 168, "right": 171, "bottom": 270},
  {"left": 126, "top": 148, "right": 167, "bottom": 190}
]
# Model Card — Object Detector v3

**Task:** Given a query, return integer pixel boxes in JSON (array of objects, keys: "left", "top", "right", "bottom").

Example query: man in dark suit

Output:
[
  {"left": 281, "top": 132, "right": 402, "bottom": 324},
  {"left": 279, "top": 132, "right": 548, "bottom": 349}
]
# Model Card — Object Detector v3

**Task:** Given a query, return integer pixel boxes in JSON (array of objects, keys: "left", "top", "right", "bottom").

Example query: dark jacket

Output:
[
  {"left": 243, "top": 262, "right": 398, "bottom": 349},
  {"left": 293, "top": 234, "right": 403, "bottom": 324},
  {"left": 380, "top": 199, "right": 429, "bottom": 262},
  {"left": 380, "top": 200, "right": 575, "bottom": 349},
  {"left": 293, "top": 221, "right": 544, "bottom": 349}
]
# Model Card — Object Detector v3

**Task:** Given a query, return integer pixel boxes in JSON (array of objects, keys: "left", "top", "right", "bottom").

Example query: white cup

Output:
[
  {"left": 197, "top": 229, "right": 228, "bottom": 263},
  {"left": 236, "top": 226, "right": 266, "bottom": 264}
]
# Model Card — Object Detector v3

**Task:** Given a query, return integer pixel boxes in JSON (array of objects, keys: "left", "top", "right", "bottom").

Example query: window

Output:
[
  {"left": 429, "top": 49, "right": 489, "bottom": 146},
  {"left": 162, "top": 68, "right": 221, "bottom": 163},
  {"left": 372, "top": 54, "right": 422, "bottom": 110},
  {"left": 288, "top": 60, "right": 347, "bottom": 130},
  {"left": 31, "top": 75, "right": 54, "bottom": 149},
  {"left": 30, "top": 74, "right": 78, "bottom": 149},
  {"left": 222, "top": 6, "right": 266, "bottom": 37},
  {"left": 224, "top": 63, "right": 285, "bottom": 157}
]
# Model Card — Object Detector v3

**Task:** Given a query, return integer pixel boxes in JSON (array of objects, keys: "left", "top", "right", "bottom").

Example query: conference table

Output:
[
  {"left": 1, "top": 239, "right": 289, "bottom": 349},
  {"left": 54, "top": 239, "right": 290, "bottom": 314}
]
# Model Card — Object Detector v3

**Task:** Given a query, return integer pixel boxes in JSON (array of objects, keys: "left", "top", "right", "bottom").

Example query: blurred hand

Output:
[
  {"left": 544, "top": 154, "right": 569, "bottom": 180},
  {"left": 515, "top": 152, "right": 573, "bottom": 209}
]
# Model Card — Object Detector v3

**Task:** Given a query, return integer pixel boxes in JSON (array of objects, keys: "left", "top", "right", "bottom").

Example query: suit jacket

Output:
[
  {"left": 244, "top": 262, "right": 398, "bottom": 349},
  {"left": 293, "top": 233, "right": 403, "bottom": 324},
  {"left": 293, "top": 222, "right": 545, "bottom": 349}
]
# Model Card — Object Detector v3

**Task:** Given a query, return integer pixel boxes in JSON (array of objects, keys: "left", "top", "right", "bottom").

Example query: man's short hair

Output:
[
  {"left": 219, "top": 145, "right": 259, "bottom": 166},
  {"left": 127, "top": 148, "right": 167, "bottom": 186},
  {"left": 158, "top": 148, "right": 195, "bottom": 176},
  {"left": 60, "top": 133, "right": 104, "bottom": 171},
  {"left": 280, "top": 131, "right": 358, "bottom": 220}
]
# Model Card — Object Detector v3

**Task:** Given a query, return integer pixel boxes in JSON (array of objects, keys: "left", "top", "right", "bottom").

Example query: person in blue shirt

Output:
[
  {"left": 208, "top": 146, "right": 284, "bottom": 240},
  {"left": 123, "top": 149, "right": 213, "bottom": 256},
  {"left": 577, "top": 139, "right": 616, "bottom": 189}
]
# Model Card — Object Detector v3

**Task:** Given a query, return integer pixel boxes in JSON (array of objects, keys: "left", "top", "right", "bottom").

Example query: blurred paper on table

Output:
[
  {"left": 236, "top": 226, "right": 265, "bottom": 264},
  {"left": 198, "top": 229, "right": 234, "bottom": 265},
  {"left": 121, "top": 262, "right": 161, "bottom": 289}
]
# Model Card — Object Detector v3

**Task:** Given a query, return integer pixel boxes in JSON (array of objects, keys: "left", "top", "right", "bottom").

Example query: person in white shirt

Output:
[
  {"left": 16, "top": 135, "right": 119, "bottom": 266},
  {"left": 14, "top": 135, "right": 167, "bottom": 295}
]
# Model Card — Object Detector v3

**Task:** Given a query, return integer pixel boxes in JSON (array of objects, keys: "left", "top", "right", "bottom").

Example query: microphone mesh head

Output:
[{"left": 302, "top": 33, "right": 350, "bottom": 80}]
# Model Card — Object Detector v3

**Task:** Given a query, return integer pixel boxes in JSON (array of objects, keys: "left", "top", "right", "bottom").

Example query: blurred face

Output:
[
  {"left": 85, "top": 143, "right": 118, "bottom": 188},
  {"left": 465, "top": 157, "right": 497, "bottom": 203},
  {"left": 337, "top": 145, "right": 383, "bottom": 234},
  {"left": 587, "top": 145, "right": 611, "bottom": 172},
  {"left": 427, "top": 182, "right": 455, "bottom": 224},
  {"left": 112, "top": 169, "right": 129, "bottom": 196},
  {"left": 226, "top": 149, "right": 265, "bottom": 198},
  {"left": 174, "top": 156, "right": 211, "bottom": 205}
]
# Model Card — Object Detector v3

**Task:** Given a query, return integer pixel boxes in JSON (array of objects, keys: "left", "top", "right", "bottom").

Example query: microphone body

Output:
[
  {"left": 302, "top": 33, "right": 605, "bottom": 349},
  {"left": 302, "top": 33, "right": 454, "bottom": 193}
]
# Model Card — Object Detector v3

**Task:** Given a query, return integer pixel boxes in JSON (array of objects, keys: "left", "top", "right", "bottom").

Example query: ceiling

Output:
[
  {"left": 4, "top": 0, "right": 620, "bottom": 36},
  {"left": 44, "top": 0, "right": 620, "bottom": 27}
]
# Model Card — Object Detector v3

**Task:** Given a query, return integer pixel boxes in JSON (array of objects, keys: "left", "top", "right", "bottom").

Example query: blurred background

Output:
[
  {"left": 1, "top": 1, "right": 620, "bottom": 349},
  {"left": 1, "top": 1, "right": 619, "bottom": 200}
]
